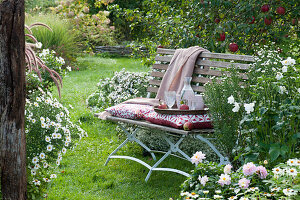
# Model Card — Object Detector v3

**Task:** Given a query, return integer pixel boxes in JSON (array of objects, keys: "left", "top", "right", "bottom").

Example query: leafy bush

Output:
[
  {"left": 180, "top": 153, "right": 299, "bottom": 199},
  {"left": 25, "top": 0, "right": 56, "bottom": 12},
  {"left": 26, "top": 13, "right": 78, "bottom": 62},
  {"left": 204, "top": 70, "right": 249, "bottom": 163},
  {"left": 87, "top": 68, "right": 150, "bottom": 111},
  {"left": 52, "top": 0, "right": 116, "bottom": 49},
  {"left": 26, "top": 90, "right": 87, "bottom": 198},
  {"left": 204, "top": 46, "right": 299, "bottom": 166}
]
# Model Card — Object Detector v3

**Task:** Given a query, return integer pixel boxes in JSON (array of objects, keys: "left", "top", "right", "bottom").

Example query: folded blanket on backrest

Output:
[{"left": 155, "top": 46, "right": 209, "bottom": 100}]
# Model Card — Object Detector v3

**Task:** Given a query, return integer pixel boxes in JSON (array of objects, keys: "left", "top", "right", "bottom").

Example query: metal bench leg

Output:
[
  {"left": 119, "top": 125, "right": 156, "bottom": 161},
  {"left": 145, "top": 134, "right": 188, "bottom": 182},
  {"left": 194, "top": 134, "right": 230, "bottom": 166},
  {"left": 105, "top": 124, "right": 156, "bottom": 166}
]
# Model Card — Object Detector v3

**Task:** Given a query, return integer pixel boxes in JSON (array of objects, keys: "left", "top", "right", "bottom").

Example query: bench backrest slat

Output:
[{"left": 148, "top": 48, "right": 254, "bottom": 97}]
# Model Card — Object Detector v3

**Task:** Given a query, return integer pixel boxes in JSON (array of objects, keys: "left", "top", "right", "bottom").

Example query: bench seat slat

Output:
[
  {"left": 194, "top": 68, "right": 248, "bottom": 80},
  {"left": 147, "top": 86, "right": 159, "bottom": 93},
  {"left": 152, "top": 64, "right": 168, "bottom": 70},
  {"left": 151, "top": 71, "right": 165, "bottom": 78}
]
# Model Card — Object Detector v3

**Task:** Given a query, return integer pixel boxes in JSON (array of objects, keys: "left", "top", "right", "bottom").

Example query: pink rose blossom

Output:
[
  {"left": 238, "top": 178, "right": 250, "bottom": 189},
  {"left": 256, "top": 166, "right": 268, "bottom": 179},
  {"left": 224, "top": 164, "right": 233, "bottom": 174},
  {"left": 218, "top": 174, "right": 231, "bottom": 186},
  {"left": 243, "top": 162, "right": 257, "bottom": 176}
]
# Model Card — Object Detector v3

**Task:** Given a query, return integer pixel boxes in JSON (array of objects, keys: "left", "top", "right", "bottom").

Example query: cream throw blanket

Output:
[{"left": 155, "top": 46, "right": 209, "bottom": 100}]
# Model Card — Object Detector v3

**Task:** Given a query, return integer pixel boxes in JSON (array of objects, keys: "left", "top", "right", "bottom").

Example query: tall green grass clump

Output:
[
  {"left": 25, "top": 0, "right": 56, "bottom": 12},
  {"left": 26, "top": 13, "right": 78, "bottom": 62}
]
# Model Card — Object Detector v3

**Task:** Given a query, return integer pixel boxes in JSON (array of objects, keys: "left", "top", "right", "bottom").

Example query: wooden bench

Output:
[{"left": 100, "top": 48, "right": 254, "bottom": 181}]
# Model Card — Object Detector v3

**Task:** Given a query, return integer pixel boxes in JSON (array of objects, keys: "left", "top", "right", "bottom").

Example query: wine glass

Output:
[{"left": 164, "top": 91, "right": 176, "bottom": 109}]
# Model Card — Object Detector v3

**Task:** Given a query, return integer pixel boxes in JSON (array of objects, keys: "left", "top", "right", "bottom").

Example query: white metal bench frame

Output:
[{"left": 101, "top": 48, "right": 254, "bottom": 181}]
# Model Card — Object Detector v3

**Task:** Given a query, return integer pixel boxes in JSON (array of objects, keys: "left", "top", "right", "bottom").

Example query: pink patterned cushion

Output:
[
  {"left": 105, "top": 104, "right": 153, "bottom": 119},
  {"left": 144, "top": 112, "right": 213, "bottom": 129}
]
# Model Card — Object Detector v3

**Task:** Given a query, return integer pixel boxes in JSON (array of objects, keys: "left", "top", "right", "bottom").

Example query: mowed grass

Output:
[{"left": 47, "top": 56, "right": 193, "bottom": 199}]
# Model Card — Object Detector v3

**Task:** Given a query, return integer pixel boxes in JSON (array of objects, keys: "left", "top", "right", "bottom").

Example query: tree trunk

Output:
[{"left": 0, "top": 0, "right": 27, "bottom": 199}]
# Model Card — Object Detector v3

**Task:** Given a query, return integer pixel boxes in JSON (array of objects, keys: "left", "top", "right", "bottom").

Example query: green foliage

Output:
[
  {"left": 204, "top": 70, "right": 249, "bottom": 162},
  {"left": 26, "top": 13, "right": 78, "bottom": 63},
  {"left": 180, "top": 158, "right": 299, "bottom": 199},
  {"left": 110, "top": 0, "right": 299, "bottom": 64},
  {"left": 25, "top": 0, "right": 56, "bottom": 12},
  {"left": 25, "top": 90, "right": 87, "bottom": 198}
]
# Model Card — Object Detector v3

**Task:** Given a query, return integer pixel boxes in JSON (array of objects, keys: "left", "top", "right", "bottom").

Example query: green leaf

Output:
[{"left": 269, "top": 148, "right": 280, "bottom": 161}]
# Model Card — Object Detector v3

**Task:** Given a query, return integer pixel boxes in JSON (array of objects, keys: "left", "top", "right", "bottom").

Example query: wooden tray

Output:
[{"left": 154, "top": 106, "right": 208, "bottom": 115}]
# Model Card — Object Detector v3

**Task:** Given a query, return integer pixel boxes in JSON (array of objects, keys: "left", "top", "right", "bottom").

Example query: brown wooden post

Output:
[{"left": 0, "top": 0, "right": 27, "bottom": 199}]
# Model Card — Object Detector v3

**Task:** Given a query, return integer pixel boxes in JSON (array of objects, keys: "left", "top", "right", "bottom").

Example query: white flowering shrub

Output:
[
  {"left": 204, "top": 47, "right": 299, "bottom": 165},
  {"left": 25, "top": 90, "right": 87, "bottom": 197},
  {"left": 87, "top": 68, "right": 150, "bottom": 110},
  {"left": 180, "top": 153, "right": 299, "bottom": 199}
]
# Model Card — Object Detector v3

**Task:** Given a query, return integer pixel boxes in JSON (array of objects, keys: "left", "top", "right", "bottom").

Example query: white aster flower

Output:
[
  {"left": 281, "top": 57, "right": 296, "bottom": 66},
  {"left": 43, "top": 177, "right": 51, "bottom": 182},
  {"left": 287, "top": 159, "right": 297, "bottom": 166},
  {"left": 279, "top": 86, "right": 287, "bottom": 94},
  {"left": 31, "top": 119, "right": 36, "bottom": 123},
  {"left": 271, "top": 187, "right": 280, "bottom": 192},
  {"left": 52, "top": 133, "right": 57, "bottom": 139},
  {"left": 283, "top": 188, "right": 296, "bottom": 196},
  {"left": 45, "top": 136, "right": 51, "bottom": 143},
  {"left": 227, "top": 95, "right": 235, "bottom": 104},
  {"left": 56, "top": 160, "right": 60, "bottom": 166},
  {"left": 282, "top": 65, "right": 288, "bottom": 73},
  {"left": 228, "top": 196, "right": 237, "bottom": 200},
  {"left": 286, "top": 168, "right": 297, "bottom": 176},
  {"left": 43, "top": 162, "right": 48, "bottom": 168},
  {"left": 41, "top": 122, "right": 46, "bottom": 128},
  {"left": 40, "top": 117, "right": 45, "bottom": 122},
  {"left": 240, "top": 197, "right": 249, "bottom": 200},
  {"left": 46, "top": 144, "right": 53, "bottom": 152},
  {"left": 46, "top": 117, "right": 50, "bottom": 123},
  {"left": 36, "top": 97, "right": 41, "bottom": 102},
  {"left": 66, "top": 66, "right": 72, "bottom": 71},
  {"left": 298, "top": 88, "right": 300, "bottom": 93},
  {"left": 213, "top": 195, "right": 223, "bottom": 199},
  {"left": 62, "top": 147, "right": 67, "bottom": 154},
  {"left": 34, "top": 164, "right": 40, "bottom": 170},
  {"left": 31, "top": 170, "right": 36, "bottom": 176},
  {"left": 32, "top": 156, "right": 39, "bottom": 164},
  {"left": 39, "top": 153, "right": 45, "bottom": 159},
  {"left": 50, "top": 174, "right": 57, "bottom": 179},
  {"left": 34, "top": 102, "right": 39, "bottom": 107},
  {"left": 215, "top": 190, "right": 221, "bottom": 194},
  {"left": 203, "top": 190, "right": 209, "bottom": 194},
  {"left": 33, "top": 179, "right": 41, "bottom": 185},
  {"left": 244, "top": 102, "right": 255, "bottom": 114}
]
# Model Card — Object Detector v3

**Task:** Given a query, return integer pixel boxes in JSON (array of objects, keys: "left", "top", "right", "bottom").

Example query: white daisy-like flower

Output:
[
  {"left": 60, "top": 112, "right": 64, "bottom": 117},
  {"left": 56, "top": 133, "right": 62, "bottom": 139},
  {"left": 46, "top": 144, "right": 53, "bottom": 152},
  {"left": 283, "top": 188, "right": 296, "bottom": 196},
  {"left": 46, "top": 117, "right": 50, "bottom": 123},
  {"left": 40, "top": 117, "right": 45, "bottom": 122},
  {"left": 36, "top": 96, "right": 41, "bottom": 102},
  {"left": 41, "top": 123, "right": 47, "bottom": 128},
  {"left": 203, "top": 191, "right": 209, "bottom": 194},
  {"left": 62, "top": 147, "right": 67, "bottom": 154},
  {"left": 43, "top": 177, "right": 51, "bottom": 182},
  {"left": 34, "top": 164, "right": 40, "bottom": 170},
  {"left": 287, "top": 159, "right": 297, "bottom": 166},
  {"left": 271, "top": 187, "right": 280, "bottom": 192},
  {"left": 191, "top": 151, "right": 206, "bottom": 165},
  {"left": 215, "top": 190, "right": 221, "bottom": 194},
  {"left": 189, "top": 192, "right": 199, "bottom": 198},
  {"left": 31, "top": 170, "right": 36, "bottom": 176},
  {"left": 32, "top": 156, "right": 39, "bottom": 164},
  {"left": 43, "top": 162, "right": 48, "bottom": 168},
  {"left": 35, "top": 42, "right": 42, "bottom": 49},
  {"left": 286, "top": 168, "right": 297, "bottom": 176},
  {"left": 50, "top": 121, "right": 56, "bottom": 126},
  {"left": 31, "top": 119, "right": 36, "bottom": 123},
  {"left": 279, "top": 86, "right": 287, "bottom": 94},
  {"left": 281, "top": 57, "right": 296, "bottom": 66},
  {"left": 240, "top": 197, "right": 249, "bottom": 200},
  {"left": 213, "top": 195, "right": 223, "bottom": 199},
  {"left": 56, "top": 160, "right": 60, "bottom": 166},
  {"left": 58, "top": 155, "right": 63, "bottom": 161},
  {"left": 65, "top": 141, "right": 70, "bottom": 147},
  {"left": 39, "top": 153, "right": 45, "bottom": 159},
  {"left": 50, "top": 174, "right": 57, "bottom": 179},
  {"left": 33, "top": 179, "right": 41, "bottom": 185},
  {"left": 45, "top": 136, "right": 51, "bottom": 143},
  {"left": 224, "top": 164, "right": 232, "bottom": 174},
  {"left": 275, "top": 72, "right": 283, "bottom": 80},
  {"left": 52, "top": 133, "right": 57, "bottom": 139},
  {"left": 232, "top": 102, "right": 240, "bottom": 112},
  {"left": 228, "top": 196, "right": 237, "bottom": 200},
  {"left": 66, "top": 66, "right": 72, "bottom": 71},
  {"left": 34, "top": 102, "right": 39, "bottom": 107}
]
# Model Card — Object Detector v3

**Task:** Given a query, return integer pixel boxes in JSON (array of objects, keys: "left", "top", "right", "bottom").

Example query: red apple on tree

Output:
[
  {"left": 183, "top": 122, "right": 194, "bottom": 131},
  {"left": 264, "top": 17, "right": 272, "bottom": 25},
  {"left": 218, "top": 32, "right": 226, "bottom": 41},
  {"left": 229, "top": 43, "right": 238, "bottom": 52},
  {"left": 261, "top": 4, "right": 270, "bottom": 12},
  {"left": 276, "top": 7, "right": 285, "bottom": 15},
  {"left": 214, "top": 18, "right": 220, "bottom": 23},
  {"left": 292, "top": 18, "right": 297, "bottom": 25}
]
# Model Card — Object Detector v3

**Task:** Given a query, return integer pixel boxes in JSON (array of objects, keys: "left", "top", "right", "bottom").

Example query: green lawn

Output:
[{"left": 47, "top": 56, "right": 193, "bottom": 199}]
